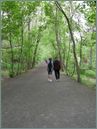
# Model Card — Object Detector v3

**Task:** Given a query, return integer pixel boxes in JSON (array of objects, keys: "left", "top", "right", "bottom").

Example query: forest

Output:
[{"left": 1, "top": 1, "right": 96, "bottom": 88}]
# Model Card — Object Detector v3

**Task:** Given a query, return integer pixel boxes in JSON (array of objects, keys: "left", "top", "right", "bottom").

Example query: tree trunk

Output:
[
  {"left": 55, "top": 1, "right": 80, "bottom": 82},
  {"left": 9, "top": 32, "right": 14, "bottom": 77},
  {"left": 8, "top": 14, "right": 14, "bottom": 77},
  {"left": 62, "top": 42, "right": 66, "bottom": 70},
  {"left": 55, "top": 5, "right": 63, "bottom": 71},
  {"left": 16, "top": 37, "right": 21, "bottom": 75},
  {"left": 89, "top": 47, "right": 93, "bottom": 69},
  {"left": 18, "top": 10, "right": 24, "bottom": 74},
  {"left": 66, "top": 40, "right": 71, "bottom": 75},
  {"left": 32, "top": 29, "right": 41, "bottom": 68},
  {"left": 77, "top": 18, "right": 83, "bottom": 67},
  {"left": 27, "top": 17, "right": 31, "bottom": 69},
  {"left": 80, "top": 35, "right": 82, "bottom": 67}
]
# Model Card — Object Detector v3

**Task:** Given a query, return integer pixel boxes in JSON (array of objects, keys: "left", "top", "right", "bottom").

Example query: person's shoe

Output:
[{"left": 49, "top": 79, "right": 52, "bottom": 82}]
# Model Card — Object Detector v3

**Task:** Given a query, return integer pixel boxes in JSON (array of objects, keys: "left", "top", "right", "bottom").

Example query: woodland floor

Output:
[{"left": 1, "top": 63, "right": 96, "bottom": 128}]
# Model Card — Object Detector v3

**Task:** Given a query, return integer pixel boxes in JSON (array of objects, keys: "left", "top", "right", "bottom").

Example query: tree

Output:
[{"left": 55, "top": 1, "right": 80, "bottom": 82}]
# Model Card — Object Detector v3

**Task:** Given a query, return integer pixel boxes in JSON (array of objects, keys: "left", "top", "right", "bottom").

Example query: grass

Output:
[
  {"left": 72, "top": 68, "right": 96, "bottom": 89},
  {"left": 85, "top": 70, "right": 96, "bottom": 78},
  {"left": 81, "top": 74, "right": 96, "bottom": 89},
  {"left": 72, "top": 74, "right": 96, "bottom": 89}
]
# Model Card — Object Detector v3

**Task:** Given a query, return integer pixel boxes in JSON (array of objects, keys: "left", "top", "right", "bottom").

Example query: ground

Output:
[{"left": 1, "top": 63, "right": 96, "bottom": 128}]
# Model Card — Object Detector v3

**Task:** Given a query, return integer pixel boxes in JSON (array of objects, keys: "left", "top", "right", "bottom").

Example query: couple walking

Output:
[{"left": 47, "top": 57, "right": 61, "bottom": 82}]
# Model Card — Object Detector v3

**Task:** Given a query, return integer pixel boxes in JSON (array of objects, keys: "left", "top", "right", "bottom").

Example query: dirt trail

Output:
[{"left": 1, "top": 64, "right": 96, "bottom": 128}]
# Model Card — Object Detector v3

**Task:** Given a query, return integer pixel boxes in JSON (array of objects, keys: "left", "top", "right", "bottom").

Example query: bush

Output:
[
  {"left": 80, "top": 74, "right": 96, "bottom": 89},
  {"left": 85, "top": 70, "right": 96, "bottom": 78},
  {"left": 80, "top": 69, "right": 86, "bottom": 74},
  {"left": 9, "top": 72, "right": 14, "bottom": 78},
  {"left": 80, "top": 69, "right": 96, "bottom": 78}
]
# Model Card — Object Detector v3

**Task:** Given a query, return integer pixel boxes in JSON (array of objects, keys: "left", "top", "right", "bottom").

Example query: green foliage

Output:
[
  {"left": 44, "top": 3, "right": 54, "bottom": 18},
  {"left": 80, "top": 68, "right": 96, "bottom": 79},
  {"left": 85, "top": 70, "right": 96, "bottom": 78},
  {"left": 80, "top": 74, "right": 96, "bottom": 89},
  {"left": 1, "top": 1, "right": 96, "bottom": 87}
]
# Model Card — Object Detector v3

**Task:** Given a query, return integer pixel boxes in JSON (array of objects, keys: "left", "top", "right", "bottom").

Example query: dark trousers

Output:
[{"left": 54, "top": 70, "right": 60, "bottom": 79}]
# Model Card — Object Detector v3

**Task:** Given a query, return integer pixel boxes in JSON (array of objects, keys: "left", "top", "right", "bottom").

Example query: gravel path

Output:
[{"left": 1, "top": 64, "right": 96, "bottom": 128}]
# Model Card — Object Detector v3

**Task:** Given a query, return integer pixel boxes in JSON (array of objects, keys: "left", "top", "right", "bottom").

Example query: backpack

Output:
[{"left": 53, "top": 60, "right": 61, "bottom": 70}]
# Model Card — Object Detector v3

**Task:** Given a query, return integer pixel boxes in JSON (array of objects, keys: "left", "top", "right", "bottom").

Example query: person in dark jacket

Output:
[
  {"left": 53, "top": 57, "right": 61, "bottom": 80},
  {"left": 47, "top": 58, "right": 53, "bottom": 82}
]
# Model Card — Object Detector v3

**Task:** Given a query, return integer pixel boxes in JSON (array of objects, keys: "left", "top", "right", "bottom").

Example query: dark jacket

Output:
[
  {"left": 53, "top": 60, "right": 61, "bottom": 70},
  {"left": 48, "top": 61, "right": 53, "bottom": 72}
]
